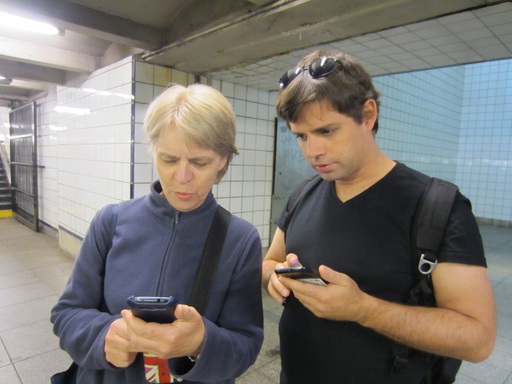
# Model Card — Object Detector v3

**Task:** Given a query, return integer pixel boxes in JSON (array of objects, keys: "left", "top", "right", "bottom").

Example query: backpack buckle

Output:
[
  {"left": 418, "top": 253, "right": 437, "bottom": 275},
  {"left": 390, "top": 354, "right": 409, "bottom": 374}
]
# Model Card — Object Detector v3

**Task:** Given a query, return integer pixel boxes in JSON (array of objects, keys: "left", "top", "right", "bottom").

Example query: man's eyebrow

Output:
[{"left": 291, "top": 123, "right": 338, "bottom": 135}]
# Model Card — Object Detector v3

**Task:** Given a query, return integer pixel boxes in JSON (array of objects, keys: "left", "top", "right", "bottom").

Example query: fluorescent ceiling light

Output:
[
  {"left": 0, "top": 11, "right": 59, "bottom": 35},
  {"left": 54, "top": 106, "right": 91, "bottom": 115}
]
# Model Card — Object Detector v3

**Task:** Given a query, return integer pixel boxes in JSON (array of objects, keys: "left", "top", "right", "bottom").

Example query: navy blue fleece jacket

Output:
[{"left": 51, "top": 181, "right": 263, "bottom": 383}]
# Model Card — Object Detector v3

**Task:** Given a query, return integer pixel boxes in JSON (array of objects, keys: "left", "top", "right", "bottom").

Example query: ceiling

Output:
[{"left": 0, "top": 0, "right": 511, "bottom": 107}]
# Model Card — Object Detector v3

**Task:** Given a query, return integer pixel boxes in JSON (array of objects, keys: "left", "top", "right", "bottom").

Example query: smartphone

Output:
[
  {"left": 127, "top": 296, "right": 178, "bottom": 323},
  {"left": 275, "top": 266, "right": 327, "bottom": 286}
]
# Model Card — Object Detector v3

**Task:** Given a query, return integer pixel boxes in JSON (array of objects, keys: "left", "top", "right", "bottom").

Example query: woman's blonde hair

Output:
[{"left": 144, "top": 83, "right": 239, "bottom": 183}]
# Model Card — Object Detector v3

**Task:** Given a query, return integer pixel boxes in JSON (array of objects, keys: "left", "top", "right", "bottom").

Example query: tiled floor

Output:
[{"left": 0, "top": 217, "right": 511, "bottom": 384}]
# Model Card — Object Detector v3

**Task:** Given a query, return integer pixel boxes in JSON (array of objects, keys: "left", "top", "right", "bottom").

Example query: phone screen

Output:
[{"left": 127, "top": 296, "right": 178, "bottom": 323}]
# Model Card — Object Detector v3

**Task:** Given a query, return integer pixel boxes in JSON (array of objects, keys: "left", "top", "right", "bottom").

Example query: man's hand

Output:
[
  {"left": 278, "top": 264, "right": 368, "bottom": 323},
  {"left": 266, "top": 253, "right": 303, "bottom": 304},
  {"left": 279, "top": 263, "right": 496, "bottom": 362}
]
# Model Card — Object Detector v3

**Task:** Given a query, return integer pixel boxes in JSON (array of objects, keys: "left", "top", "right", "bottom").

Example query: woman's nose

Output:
[{"left": 175, "top": 162, "right": 193, "bottom": 183}]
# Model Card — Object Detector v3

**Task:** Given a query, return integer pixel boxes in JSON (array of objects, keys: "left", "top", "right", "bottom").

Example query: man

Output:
[{"left": 262, "top": 50, "right": 496, "bottom": 383}]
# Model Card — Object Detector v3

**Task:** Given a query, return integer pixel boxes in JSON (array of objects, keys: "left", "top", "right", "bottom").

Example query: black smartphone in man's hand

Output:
[{"left": 275, "top": 266, "right": 327, "bottom": 286}]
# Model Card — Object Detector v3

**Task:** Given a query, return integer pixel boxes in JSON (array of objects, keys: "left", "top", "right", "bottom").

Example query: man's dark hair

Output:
[{"left": 275, "top": 50, "right": 381, "bottom": 134}]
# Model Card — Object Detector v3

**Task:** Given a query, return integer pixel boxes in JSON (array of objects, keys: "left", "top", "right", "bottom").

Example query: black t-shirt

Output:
[{"left": 276, "top": 163, "right": 485, "bottom": 384}]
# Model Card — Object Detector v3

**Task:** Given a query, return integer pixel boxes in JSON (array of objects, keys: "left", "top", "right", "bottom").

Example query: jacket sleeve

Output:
[
  {"left": 169, "top": 221, "right": 264, "bottom": 382},
  {"left": 50, "top": 204, "right": 121, "bottom": 370}
]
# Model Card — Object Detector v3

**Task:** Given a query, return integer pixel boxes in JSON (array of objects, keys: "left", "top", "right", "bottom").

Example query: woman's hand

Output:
[
  {"left": 121, "top": 304, "right": 205, "bottom": 359},
  {"left": 104, "top": 317, "right": 138, "bottom": 368}
]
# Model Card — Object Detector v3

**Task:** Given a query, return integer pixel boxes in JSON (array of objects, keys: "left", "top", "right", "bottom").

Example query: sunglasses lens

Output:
[
  {"left": 278, "top": 58, "right": 339, "bottom": 88},
  {"left": 309, "top": 57, "right": 338, "bottom": 78},
  {"left": 279, "top": 67, "right": 303, "bottom": 89}
]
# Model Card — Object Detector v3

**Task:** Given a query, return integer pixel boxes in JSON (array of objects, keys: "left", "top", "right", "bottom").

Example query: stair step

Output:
[
  {"left": 0, "top": 158, "right": 11, "bottom": 211},
  {"left": 0, "top": 195, "right": 12, "bottom": 203}
]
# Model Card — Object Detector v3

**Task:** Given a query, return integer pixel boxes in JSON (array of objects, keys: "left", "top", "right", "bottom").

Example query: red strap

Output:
[{"left": 143, "top": 353, "right": 173, "bottom": 383}]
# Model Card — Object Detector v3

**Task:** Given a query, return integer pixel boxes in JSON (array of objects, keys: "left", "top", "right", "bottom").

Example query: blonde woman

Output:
[{"left": 52, "top": 84, "right": 263, "bottom": 384}]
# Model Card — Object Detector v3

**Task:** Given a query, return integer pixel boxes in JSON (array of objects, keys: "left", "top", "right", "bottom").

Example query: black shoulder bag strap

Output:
[
  {"left": 188, "top": 205, "right": 231, "bottom": 314},
  {"left": 282, "top": 174, "right": 321, "bottom": 230},
  {"left": 391, "top": 178, "right": 459, "bottom": 378}
]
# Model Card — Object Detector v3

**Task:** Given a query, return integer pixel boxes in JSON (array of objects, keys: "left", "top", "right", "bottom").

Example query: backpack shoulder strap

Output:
[
  {"left": 282, "top": 174, "right": 321, "bottom": 229},
  {"left": 188, "top": 205, "right": 231, "bottom": 314},
  {"left": 413, "top": 177, "right": 458, "bottom": 278},
  {"left": 391, "top": 177, "right": 458, "bottom": 375}
]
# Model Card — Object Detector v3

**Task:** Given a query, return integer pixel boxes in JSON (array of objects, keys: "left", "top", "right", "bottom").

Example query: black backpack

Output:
[
  {"left": 392, "top": 177, "right": 461, "bottom": 384},
  {"left": 284, "top": 175, "right": 461, "bottom": 384}
]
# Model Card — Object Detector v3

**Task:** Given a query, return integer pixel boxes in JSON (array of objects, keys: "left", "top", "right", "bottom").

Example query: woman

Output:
[{"left": 51, "top": 84, "right": 264, "bottom": 384}]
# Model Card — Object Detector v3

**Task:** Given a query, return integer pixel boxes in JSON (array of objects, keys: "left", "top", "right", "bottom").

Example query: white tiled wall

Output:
[
  {"left": 0, "top": 107, "right": 9, "bottom": 143},
  {"left": 212, "top": 80, "right": 275, "bottom": 246},
  {"left": 374, "top": 66, "right": 464, "bottom": 181},
  {"left": 28, "top": 55, "right": 512, "bottom": 251},
  {"left": 374, "top": 59, "right": 511, "bottom": 224},
  {"left": 37, "top": 87, "right": 59, "bottom": 228},
  {"left": 458, "top": 59, "right": 512, "bottom": 223},
  {"left": 34, "top": 56, "right": 275, "bottom": 249},
  {"left": 37, "top": 57, "right": 134, "bottom": 238},
  {"left": 0, "top": 107, "right": 10, "bottom": 167}
]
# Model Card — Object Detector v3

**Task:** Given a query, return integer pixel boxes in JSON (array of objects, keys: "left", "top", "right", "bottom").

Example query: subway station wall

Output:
[
  {"left": 36, "top": 56, "right": 275, "bottom": 253},
  {"left": 32, "top": 55, "right": 511, "bottom": 256},
  {"left": 374, "top": 59, "right": 511, "bottom": 225}
]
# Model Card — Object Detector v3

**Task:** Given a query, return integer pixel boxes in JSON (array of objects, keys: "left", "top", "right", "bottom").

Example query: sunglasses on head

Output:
[{"left": 279, "top": 57, "right": 342, "bottom": 89}]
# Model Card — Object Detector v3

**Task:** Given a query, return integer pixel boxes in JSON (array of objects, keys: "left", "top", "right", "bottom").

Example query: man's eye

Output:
[{"left": 295, "top": 134, "right": 306, "bottom": 141}]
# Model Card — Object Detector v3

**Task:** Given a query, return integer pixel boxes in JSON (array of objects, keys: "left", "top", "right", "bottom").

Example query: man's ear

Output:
[{"left": 362, "top": 99, "right": 378, "bottom": 131}]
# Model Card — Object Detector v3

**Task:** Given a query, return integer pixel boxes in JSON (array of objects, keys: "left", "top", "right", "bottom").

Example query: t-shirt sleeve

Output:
[{"left": 439, "top": 192, "right": 486, "bottom": 267}]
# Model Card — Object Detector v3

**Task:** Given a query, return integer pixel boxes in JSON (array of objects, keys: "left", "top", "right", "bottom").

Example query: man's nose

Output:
[{"left": 305, "top": 136, "right": 325, "bottom": 158}]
